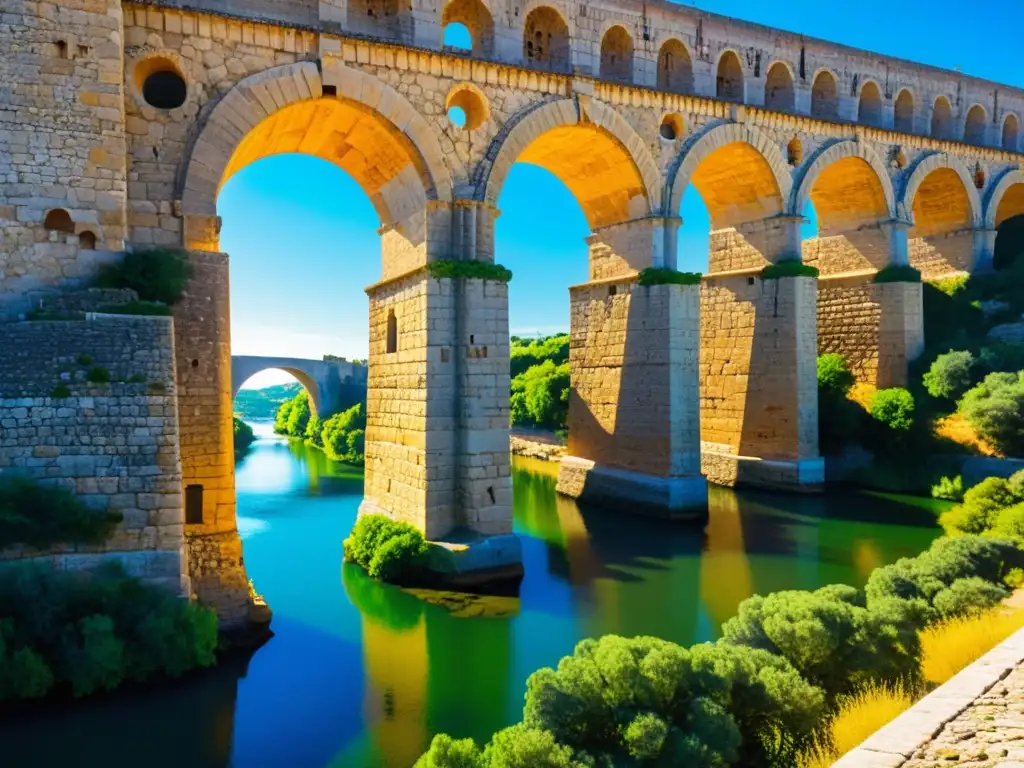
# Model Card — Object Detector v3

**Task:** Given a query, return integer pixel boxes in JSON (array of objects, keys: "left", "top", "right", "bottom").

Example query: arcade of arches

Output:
[{"left": 7, "top": 0, "right": 1024, "bottom": 626}]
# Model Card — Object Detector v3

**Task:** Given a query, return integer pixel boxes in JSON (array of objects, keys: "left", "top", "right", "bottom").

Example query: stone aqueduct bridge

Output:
[
  {"left": 230, "top": 356, "right": 368, "bottom": 417},
  {"left": 5, "top": 0, "right": 1024, "bottom": 623}
]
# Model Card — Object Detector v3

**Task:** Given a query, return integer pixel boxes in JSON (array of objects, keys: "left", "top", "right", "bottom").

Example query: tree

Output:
[
  {"left": 510, "top": 360, "right": 570, "bottom": 430},
  {"left": 923, "top": 350, "right": 976, "bottom": 400},
  {"left": 321, "top": 403, "right": 367, "bottom": 465},
  {"left": 869, "top": 388, "right": 915, "bottom": 432},
  {"left": 960, "top": 372, "right": 1024, "bottom": 457}
]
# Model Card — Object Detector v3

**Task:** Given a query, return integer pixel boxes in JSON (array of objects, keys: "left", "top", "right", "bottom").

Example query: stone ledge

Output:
[
  {"left": 555, "top": 456, "right": 708, "bottom": 516},
  {"left": 832, "top": 627, "right": 1024, "bottom": 768},
  {"left": 701, "top": 450, "right": 825, "bottom": 492}
]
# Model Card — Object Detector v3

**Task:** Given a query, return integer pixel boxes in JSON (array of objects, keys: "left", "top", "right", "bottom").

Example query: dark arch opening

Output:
[
  {"left": 386, "top": 309, "right": 398, "bottom": 353},
  {"left": 44, "top": 208, "right": 75, "bottom": 234},
  {"left": 79, "top": 231, "right": 97, "bottom": 250},
  {"left": 142, "top": 70, "right": 187, "bottom": 110},
  {"left": 994, "top": 214, "right": 1024, "bottom": 270}
]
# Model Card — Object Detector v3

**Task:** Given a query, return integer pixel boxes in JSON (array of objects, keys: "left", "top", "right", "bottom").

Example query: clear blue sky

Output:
[{"left": 226, "top": 0, "right": 1023, "bottom": 388}]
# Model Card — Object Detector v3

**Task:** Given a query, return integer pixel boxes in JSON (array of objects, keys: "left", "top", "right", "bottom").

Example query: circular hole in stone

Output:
[
  {"left": 447, "top": 105, "right": 467, "bottom": 129},
  {"left": 135, "top": 56, "right": 187, "bottom": 110},
  {"left": 660, "top": 113, "right": 684, "bottom": 141},
  {"left": 191, "top": 359, "right": 199, "bottom": 368},
  {"left": 445, "top": 84, "right": 489, "bottom": 131}
]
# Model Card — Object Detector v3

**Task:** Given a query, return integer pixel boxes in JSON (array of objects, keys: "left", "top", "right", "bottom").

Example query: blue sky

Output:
[{"left": 227, "top": 0, "right": 1023, "bottom": 389}]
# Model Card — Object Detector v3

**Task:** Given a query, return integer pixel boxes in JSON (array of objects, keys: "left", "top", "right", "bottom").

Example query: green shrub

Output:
[
  {"left": 721, "top": 584, "right": 920, "bottom": 702},
  {"left": 510, "top": 360, "right": 570, "bottom": 431},
  {"left": 233, "top": 417, "right": 255, "bottom": 456},
  {"left": 939, "top": 475, "right": 1022, "bottom": 535},
  {"left": 931, "top": 475, "right": 964, "bottom": 502},
  {"left": 520, "top": 634, "right": 823, "bottom": 767},
  {"left": 929, "top": 275, "right": 969, "bottom": 298},
  {"left": 636, "top": 267, "right": 702, "bottom": 286},
  {"left": 870, "top": 388, "right": 915, "bottom": 432},
  {"left": 873, "top": 265, "right": 922, "bottom": 283},
  {"left": 50, "top": 384, "right": 71, "bottom": 400},
  {"left": 817, "top": 354, "right": 855, "bottom": 399},
  {"left": 427, "top": 260, "right": 513, "bottom": 282},
  {"left": 0, "top": 565, "right": 217, "bottom": 703},
  {"left": 960, "top": 372, "right": 1024, "bottom": 457},
  {"left": 760, "top": 260, "right": 819, "bottom": 279},
  {"left": 988, "top": 502, "right": 1024, "bottom": 546},
  {"left": 274, "top": 391, "right": 312, "bottom": 438},
  {"left": 343, "top": 514, "right": 428, "bottom": 584},
  {"left": 97, "top": 301, "right": 173, "bottom": 317},
  {"left": 76, "top": 354, "right": 93, "bottom": 366},
  {"left": 0, "top": 475, "right": 121, "bottom": 550},
  {"left": 865, "top": 535, "right": 1021, "bottom": 628},
  {"left": 923, "top": 350, "right": 976, "bottom": 400},
  {"left": 86, "top": 366, "right": 111, "bottom": 384},
  {"left": 321, "top": 403, "right": 367, "bottom": 465},
  {"left": 304, "top": 414, "right": 323, "bottom": 448},
  {"left": 95, "top": 248, "right": 193, "bottom": 305},
  {"left": 416, "top": 734, "right": 487, "bottom": 768},
  {"left": 125, "top": 374, "right": 147, "bottom": 384}
]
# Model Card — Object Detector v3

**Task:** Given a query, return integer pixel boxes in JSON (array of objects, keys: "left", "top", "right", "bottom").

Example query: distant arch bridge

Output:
[{"left": 231, "top": 356, "right": 368, "bottom": 418}]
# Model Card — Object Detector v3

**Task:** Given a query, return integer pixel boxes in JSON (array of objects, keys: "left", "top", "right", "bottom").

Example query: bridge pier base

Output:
[
  {"left": 699, "top": 273, "right": 823, "bottom": 492},
  {"left": 360, "top": 269, "right": 521, "bottom": 589},
  {"left": 556, "top": 277, "right": 708, "bottom": 516}
]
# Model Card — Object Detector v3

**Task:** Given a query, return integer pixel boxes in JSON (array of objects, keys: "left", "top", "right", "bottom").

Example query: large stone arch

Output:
[
  {"left": 791, "top": 139, "right": 896, "bottom": 226},
  {"left": 984, "top": 168, "right": 1024, "bottom": 229},
  {"left": 901, "top": 151, "right": 982, "bottom": 229},
  {"left": 477, "top": 96, "right": 662, "bottom": 229},
  {"left": 230, "top": 358, "right": 323, "bottom": 416},
  {"left": 180, "top": 61, "right": 453, "bottom": 227},
  {"left": 668, "top": 122, "right": 792, "bottom": 227}
]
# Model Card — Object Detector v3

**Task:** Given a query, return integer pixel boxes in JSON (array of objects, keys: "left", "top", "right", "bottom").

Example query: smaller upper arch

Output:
[
  {"left": 931, "top": 95, "right": 954, "bottom": 140},
  {"left": 657, "top": 38, "right": 693, "bottom": 94},
  {"left": 599, "top": 24, "right": 634, "bottom": 84},
  {"left": 764, "top": 60, "right": 795, "bottom": 112},
  {"left": 521, "top": 3, "right": 571, "bottom": 71},
  {"left": 894, "top": 88, "right": 915, "bottom": 133},
  {"left": 441, "top": 0, "right": 495, "bottom": 57},
  {"left": 901, "top": 151, "right": 983, "bottom": 229},
  {"left": 715, "top": 48, "right": 745, "bottom": 103},
  {"left": 1003, "top": 113, "right": 1021, "bottom": 151},
  {"left": 857, "top": 79, "right": 884, "bottom": 127},
  {"left": 964, "top": 104, "right": 988, "bottom": 145},
  {"left": 791, "top": 139, "right": 896, "bottom": 221},
  {"left": 810, "top": 68, "right": 840, "bottom": 120},
  {"left": 984, "top": 168, "right": 1024, "bottom": 229}
]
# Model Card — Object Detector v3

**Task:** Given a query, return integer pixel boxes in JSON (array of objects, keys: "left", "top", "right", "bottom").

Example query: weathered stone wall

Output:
[
  {"left": 908, "top": 231, "right": 976, "bottom": 279},
  {"left": 567, "top": 279, "right": 701, "bottom": 478},
  {"left": 803, "top": 231, "right": 891, "bottom": 275},
  {"left": 0, "top": 0, "right": 127, "bottom": 319},
  {"left": 172, "top": 251, "right": 250, "bottom": 627},
  {"left": 699, "top": 275, "right": 818, "bottom": 460},
  {"left": 0, "top": 316, "right": 186, "bottom": 595}
]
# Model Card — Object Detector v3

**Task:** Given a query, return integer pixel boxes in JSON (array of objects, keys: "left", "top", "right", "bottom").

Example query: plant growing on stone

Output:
[
  {"left": 427, "top": 260, "right": 513, "bottom": 282},
  {"left": 872, "top": 265, "right": 922, "bottom": 283},
  {"left": 0, "top": 475, "right": 122, "bottom": 550},
  {"left": 50, "top": 384, "right": 71, "bottom": 400},
  {"left": 95, "top": 248, "right": 193, "bottom": 305},
  {"left": 760, "top": 260, "right": 819, "bottom": 280},
  {"left": 636, "top": 267, "right": 702, "bottom": 286},
  {"left": 343, "top": 514, "right": 429, "bottom": 583},
  {"left": 98, "top": 300, "right": 173, "bottom": 317},
  {"left": 76, "top": 354, "right": 93, "bottom": 366},
  {"left": 86, "top": 366, "right": 111, "bottom": 384}
]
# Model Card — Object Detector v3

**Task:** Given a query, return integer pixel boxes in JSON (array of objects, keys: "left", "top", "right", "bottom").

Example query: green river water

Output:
[{"left": 0, "top": 423, "right": 946, "bottom": 767}]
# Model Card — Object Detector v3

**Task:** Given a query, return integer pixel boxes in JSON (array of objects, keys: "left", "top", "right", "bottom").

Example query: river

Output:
[{"left": 0, "top": 422, "right": 946, "bottom": 768}]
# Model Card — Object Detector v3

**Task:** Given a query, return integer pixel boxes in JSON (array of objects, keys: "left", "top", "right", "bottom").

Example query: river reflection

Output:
[{"left": 0, "top": 426, "right": 945, "bottom": 768}]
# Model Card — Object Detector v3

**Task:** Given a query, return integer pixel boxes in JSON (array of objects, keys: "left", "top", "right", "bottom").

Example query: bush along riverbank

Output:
[
  {"left": 233, "top": 417, "right": 255, "bottom": 458},
  {"left": 0, "top": 477, "right": 221, "bottom": 708},
  {"left": 273, "top": 391, "right": 366, "bottom": 466},
  {"left": 414, "top": 528, "right": 1024, "bottom": 767}
]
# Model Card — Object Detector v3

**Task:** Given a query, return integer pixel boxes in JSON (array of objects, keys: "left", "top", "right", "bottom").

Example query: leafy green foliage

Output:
[
  {"left": 923, "top": 350, "right": 976, "bottom": 400},
  {"left": 929, "top": 275, "right": 969, "bottom": 298},
  {"left": 511, "top": 335, "right": 569, "bottom": 379},
  {"left": 510, "top": 360, "right": 570, "bottom": 431},
  {"left": 869, "top": 388, "right": 915, "bottom": 432},
  {"left": 86, "top": 366, "right": 111, "bottom": 384},
  {"left": 865, "top": 535, "right": 1021, "bottom": 629},
  {"left": 989, "top": 503, "right": 1024, "bottom": 546},
  {"left": 343, "top": 514, "right": 428, "bottom": 583},
  {"left": 427, "top": 260, "right": 513, "bottom": 282},
  {"left": 636, "top": 268, "right": 702, "bottom": 286},
  {"left": 0, "top": 565, "right": 218, "bottom": 703},
  {"left": 930, "top": 475, "right": 964, "bottom": 502},
  {"left": 721, "top": 584, "right": 920, "bottom": 702},
  {"left": 274, "top": 391, "right": 311, "bottom": 437},
  {"left": 817, "top": 354, "right": 855, "bottom": 399},
  {"left": 0, "top": 475, "right": 121, "bottom": 550},
  {"left": 960, "top": 372, "right": 1024, "bottom": 456},
  {"left": 95, "top": 248, "right": 194, "bottom": 305},
  {"left": 979, "top": 342, "right": 1024, "bottom": 376},
  {"left": 50, "top": 384, "right": 71, "bottom": 399},
  {"left": 233, "top": 382, "right": 302, "bottom": 421},
  {"left": 873, "top": 265, "right": 922, "bottom": 283},
  {"left": 321, "top": 404, "right": 367, "bottom": 466},
  {"left": 233, "top": 417, "right": 255, "bottom": 456},
  {"left": 416, "top": 734, "right": 486, "bottom": 767},
  {"left": 97, "top": 301, "right": 173, "bottom": 316},
  {"left": 939, "top": 475, "right": 1022, "bottom": 535},
  {"left": 760, "top": 260, "right": 820, "bottom": 279}
]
